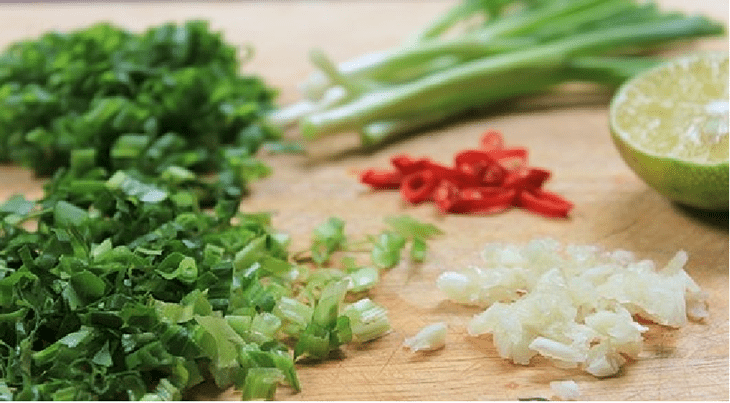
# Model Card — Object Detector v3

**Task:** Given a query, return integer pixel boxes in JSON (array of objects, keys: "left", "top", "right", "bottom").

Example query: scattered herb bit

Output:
[
  {"left": 342, "top": 298, "right": 392, "bottom": 343},
  {"left": 369, "top": 231, "right": 407, "bottom": 269},
  {"left": 270, "top": 0, "right": 724, "bottom": 144},
  {"left": 310, "top": 217, "right": 347, "bottom": 265},
  {"left": 293, "top": 279, "right": 353, "bottom": 361},
  {"left": 384, "top": 214, "right": 443, "bottom": 240},
  {"left": 346, "top": 266, "right": 380, "bottom": 293},
  {"left": 360, "top": 130, "right": 573, "bottom": 217},
  {"left": 299, "top": 214, "right": 443, "bottom": 271},
  {"left": 384, "top": 214, "right": 443, "bottom": 262}
]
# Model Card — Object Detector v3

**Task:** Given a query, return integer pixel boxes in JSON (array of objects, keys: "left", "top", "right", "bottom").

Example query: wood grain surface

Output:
[{"left": 0, "top": 1, "right": 727, "bottom": 400}]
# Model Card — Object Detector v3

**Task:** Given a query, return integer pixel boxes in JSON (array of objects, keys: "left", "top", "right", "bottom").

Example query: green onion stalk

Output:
[{"left": 268, "top": 0, "right": 725, "bottom": 145}]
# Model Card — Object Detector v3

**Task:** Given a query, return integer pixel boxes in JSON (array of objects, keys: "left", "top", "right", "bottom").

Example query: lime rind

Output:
[{"left": 611, "top": 135, "right": 728, "bottom": 210}]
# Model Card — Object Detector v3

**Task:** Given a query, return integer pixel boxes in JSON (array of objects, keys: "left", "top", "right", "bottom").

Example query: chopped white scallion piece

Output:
[
  {"left": 550, "top": 380, "right": 581, "bottom": 401},
  {"left": 403, "top": 322, "right": 447, "bottom": 352}
]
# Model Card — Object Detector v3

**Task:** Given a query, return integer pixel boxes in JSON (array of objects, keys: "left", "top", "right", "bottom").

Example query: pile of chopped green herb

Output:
[
  {"left": 0, "top": 20, "right": 281, "bottom": 178},
  {"left": 0, "top": 20, "right": 443, "bottom": 400},
  {"left": 0, "top": 166, "right": 438, "bottom": 399}
]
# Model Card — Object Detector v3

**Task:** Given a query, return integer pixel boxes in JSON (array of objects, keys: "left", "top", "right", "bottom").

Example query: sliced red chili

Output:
[
  {"left": 391, "top": 155, "right": 471, "bottom": 183},
  {"left": 456, "top": 161, "right": 481, "bottom": 177},
  {"left": 359, "top": 169, "right": 403, "bottom": 189},
  {"left": 481, "top": 163, "right": 507, "bottom": 186},
  {"left": 454, "top": 150, "right": 496, "bottom": 166},
  {"left": 443, "top": 187, "right": 517, "bottom": 214},
  {"left": 504, "top": 168, "right": 551, "bottom": 190},
  {"left": 479, "top": 130, "right": 504, "bottom": 151},
  {"left": 415, "top": 159, "right": 480, "bottom": 187},
  {"left": 433, "top": 180, "right": 461, "bottom": 213},
  {"left": 502, "top": 170, "right": 524, "bottom": 189},
  {"left": 460, "top": 186, "right": 516, "bottom": 200},
  {"left": 460, "top": 197, "right": 515, "bottom": 214},
  {"left": 400, "top": 170, "right": 439, "bottom": 204},
  {"left": 359, "top": 129, "right": 572, "bottom": 218},
  {"left": 522, "top": 168, "right": 551, "bottom": 190},
  {"left": 518, "top": 189, "right": 573, "bottom": 218},
  {"left": 487, "top": 147, "right": 528, "bottom": 170},
  {"left": 454, "top": 150, "right": 505, "bottom": 185},
  {"left": 390, "top": 155, "right": 431, "bottom": 175}
]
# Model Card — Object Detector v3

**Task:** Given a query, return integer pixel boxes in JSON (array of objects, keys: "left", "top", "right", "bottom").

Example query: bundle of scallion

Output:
[{"left": 269, "top": 0, "right": 725, "bottom": 145}]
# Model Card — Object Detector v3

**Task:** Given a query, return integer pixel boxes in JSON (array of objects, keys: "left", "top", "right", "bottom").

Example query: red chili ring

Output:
[
  {"left": 433, "top": 180, "right": 461, "bottom": 213},
  {"left": 400, "top": 170, "right": 439, "bottom": 204},
  {"left": 481, "top": 163, "right": 507, "bottom": 186}
]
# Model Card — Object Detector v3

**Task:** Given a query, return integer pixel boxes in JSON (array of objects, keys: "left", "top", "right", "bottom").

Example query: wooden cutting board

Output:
[{"left": 0, "top": 1, "right": 727, "bottom": 400}]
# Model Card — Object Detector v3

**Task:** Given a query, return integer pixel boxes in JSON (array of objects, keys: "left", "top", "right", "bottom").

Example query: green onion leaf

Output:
[
  {"left": 310, "top": 217, "right": 347, "bottom": 265},
  {"left": 370, "top": 232, "right": 407, "bottom": 269}
]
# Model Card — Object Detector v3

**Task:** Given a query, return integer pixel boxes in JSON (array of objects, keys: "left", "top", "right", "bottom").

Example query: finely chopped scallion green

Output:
[
  {"left": 1, "top": 168, "right": 439, "bottom": 399},
  {"left": 0, "top": 20, "right": 443, "bottom": 401},
  {"left": 0, "top": 20, "right": 289, "bottom": 178}
]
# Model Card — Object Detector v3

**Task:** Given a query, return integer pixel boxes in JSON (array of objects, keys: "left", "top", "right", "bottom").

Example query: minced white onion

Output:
[
  {"left": 403, "top": 322, "right": 448, "bottom": 352},
  {"left": 550, "top": 380, "right": 581, "bottom": 401},
  {"left": 437, "top": 238, "right": 708, "bottom": 377}
]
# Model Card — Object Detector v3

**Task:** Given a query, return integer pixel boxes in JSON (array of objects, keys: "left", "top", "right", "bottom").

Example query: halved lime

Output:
[{"left": 609, "top": 52, "right": 729, "bottom": 211}]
